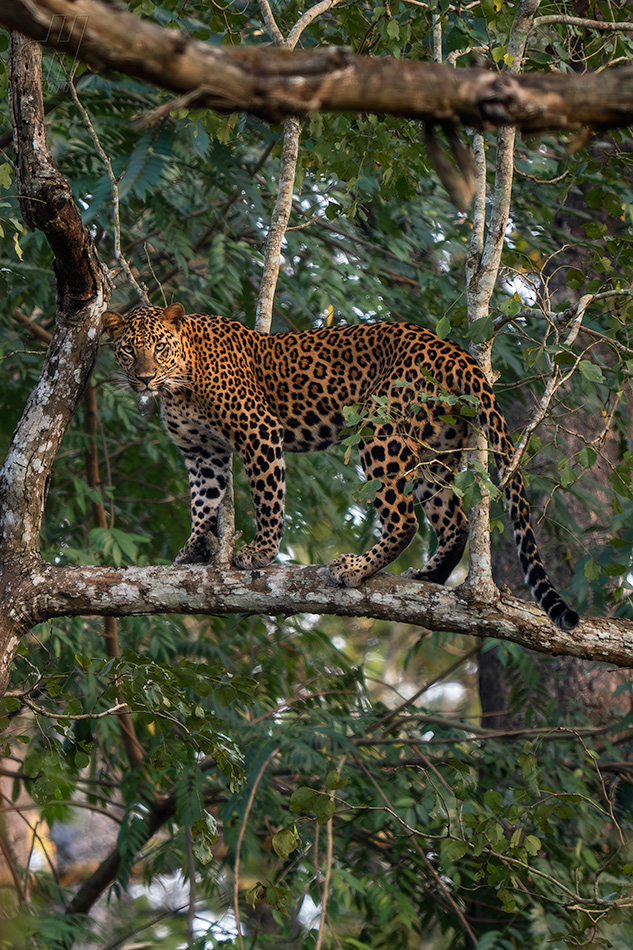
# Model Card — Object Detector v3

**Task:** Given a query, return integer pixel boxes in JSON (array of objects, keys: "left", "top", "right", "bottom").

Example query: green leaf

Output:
[
  {"left": 245, "top": 882, "right": 265, "bottom": 908},
  {"left": 578, "top": 446, "right": 597, "bottom": 469},
  {"left": 497, "top": 887, "right": 517, "bottom": 913},
  {"left": 603, "top": 563, "right": 627, "bottom": 577},
  {"left": 558, "top": 461, "right": 578, "bottom": 488},
  {"left": 524, "top": 835, "right": 541, "bottom": 855},
  {"left": 357, "top": 478, "right": 382, "bottom": 503},
  {"left": 468, "top": 316, "right": 494, "bottom": 344},
  {"left": 436, "top": 315, "right": 451, "bottom": 339},
  {"left": 326, "top": 769, "right": 348, "bottom": 791},
  {"left": 272, "top": 826, "right": 300, "bottom": 860},
  {"left": 578, "top": 360, "right": 605, "bottom": 384},
  {"left": 554, "top": 350, "right": 577, "bottom": 366},
  {"left": 314, "top": 795, "right": 336, "bottom": 825},
  {"left": 484, "top": 789, "right": 503, "bottom": 814},
  {"left": 191, "top": 813, "right": 219, "bottom": 865},
  {"left": 442, "top": 839, "right": 468, "bottom": 862},
  {"left": 386, "top": 19, "right": 400, "bottom": 39},
  {"left": 289, "top": 785, "right": 335, "bottom": 824},
  {"left": 289, "top": 786, "right": 319, "bottom": 814},
  {"left": 566, "top": 268, "right": 586, "bottom": 289}
]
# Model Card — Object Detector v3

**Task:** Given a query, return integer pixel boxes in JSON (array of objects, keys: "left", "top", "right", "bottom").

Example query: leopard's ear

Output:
[
  {"left": 162, "top": 302, "right": 185, "bottom": 331},
  {"left": 102, "top": 310, "right": 125, "bottom": 339}
]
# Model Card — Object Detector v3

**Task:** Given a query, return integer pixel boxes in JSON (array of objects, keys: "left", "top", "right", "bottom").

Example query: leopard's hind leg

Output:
[
  {"left": 404, "top": 477, "right": 468, "bottom": 584},
  {"left": 327, "top": 437, "right": 419, "bottom": 587},
  {"left": 403, "top": 415, "right": 469, "bottom": 584}
]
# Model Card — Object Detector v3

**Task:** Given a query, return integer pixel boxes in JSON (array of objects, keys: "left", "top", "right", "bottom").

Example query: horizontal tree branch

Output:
[
  {"left": 1, "top": 0, "right": 633, "bottom": 131},
  {"left": 8, "top": 560, "right": 633, "bottom": 668}
]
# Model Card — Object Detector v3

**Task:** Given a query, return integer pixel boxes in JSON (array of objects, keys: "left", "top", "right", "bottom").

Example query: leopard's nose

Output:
[{"left": 136, "top": 374, "right": 155, "bottom": 386}]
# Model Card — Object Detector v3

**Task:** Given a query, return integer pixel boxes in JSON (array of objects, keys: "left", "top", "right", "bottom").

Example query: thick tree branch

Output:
[
  {"left": 8, "top": 34, "right": 104, "bottom": 315},
  {"left": 5, "top": 562, "right": 632, "bottom": 668},
  {"left": 0, "top": 35, "right": 109, "bottom": 558},
  {"left": 0, "top": 0, "right": 632, "bottom": 131},
  {"left": 0, "top": 35, "right": 110, "bottom": 695}
]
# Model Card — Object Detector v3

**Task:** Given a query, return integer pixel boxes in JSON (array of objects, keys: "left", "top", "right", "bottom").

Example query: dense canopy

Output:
[{"left": 2, "top": 2, "right": 633, "bottom": 948}]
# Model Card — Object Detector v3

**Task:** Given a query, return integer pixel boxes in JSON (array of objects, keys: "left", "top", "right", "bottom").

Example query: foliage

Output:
[{"left": 2, "top": 1, "right": 633, "bottom": 948}]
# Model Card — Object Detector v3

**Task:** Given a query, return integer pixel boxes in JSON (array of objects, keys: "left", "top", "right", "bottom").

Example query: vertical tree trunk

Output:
[{"left": 0, "top": 34, "right": 110, "bottom": 695}]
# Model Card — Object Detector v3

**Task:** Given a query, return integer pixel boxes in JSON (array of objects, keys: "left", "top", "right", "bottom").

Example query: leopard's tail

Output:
[
  {"left": 472, "top": 382, "right": 579, "bottom": 631},
  {"left": 500, "top": 455, "right": 579, "bottom": 631}
]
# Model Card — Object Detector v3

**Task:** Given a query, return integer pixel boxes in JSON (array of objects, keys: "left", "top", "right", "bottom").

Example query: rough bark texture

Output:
[
  {"left": 0, "top": 561, "right": 629, "bottom": 668},
  {"left": 8, "top": 34, "right": 103, "bottom": 315},
  {"left": 0, "top": 0, "right": 632, "bottom": 131},
  {"left": 0, "top": 35, "right": 110, "bottom": 697}
]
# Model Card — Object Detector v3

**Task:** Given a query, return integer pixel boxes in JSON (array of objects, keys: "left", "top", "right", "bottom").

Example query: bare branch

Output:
[
  {"left": 254, "top": 116, "right": 301, "bottom": 331},
  {"left": 18, "top": 697, "right": 129, "bottom": 720},
  {"left": 0, "top": 0, "right": 632, "bottom": 132},
  {"left": 498, "top": 296, "right": 591, "bottom": 488},
  {"left": 5, "top": 562, "right": 633, "bottom": 667},
  {"left": 534, "top": 14, "right": 633, "bottom": 31},
  {"left": 257, "top": 0, "right": 285, "bottom": 46},
  {"left": 0, "top": 37, "right": 108, "bottom": 560}
]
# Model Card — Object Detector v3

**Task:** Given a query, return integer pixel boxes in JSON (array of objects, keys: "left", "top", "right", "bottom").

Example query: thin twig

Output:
[
  {"left": 233, "top": 748, "right": 280, "bottom": 950},
  {"left": 314, "top": 815, "right": 334, "bottom": 950},
  {"left": 287, "top": 0, "right": 344, "bottom": 49},
  {"left": 498, "top": 295, "right": 591, "bottom": 489},
  {"left": 534, "top": 14, "right": 633, "bottom": 31},
  {"left": 67, "top": 76, "right": 150, "bottom": 305},
  {"left": 0, "top": 829, "right": 27, "bottom": 903},
  {"left": 185, "top": 824, "right": 196, "bottom": 947},
  {"left": 351, "top": 751, "right": 478, "bottom": 942},
  {"left": 376, "top": 645, "right": 480, "bottom": 729},
  {"left": 19, "top": 696, "right": 129, "bottom": 720}
]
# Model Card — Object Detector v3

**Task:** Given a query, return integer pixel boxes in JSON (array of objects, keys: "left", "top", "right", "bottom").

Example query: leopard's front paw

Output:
[
  {"left": 233, "top": 541, "right": 277, "bottom": 570},
  {"left": 327, "top": 554, "right": 369, "bottom": 588},
  {"left": 174, "top": 531, "right": 218, "bottom": 565}
]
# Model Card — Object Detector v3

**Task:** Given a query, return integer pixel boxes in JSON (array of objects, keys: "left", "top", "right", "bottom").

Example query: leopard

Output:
[{"left": 103, "top": 302, "right": 579, "bottom": 631}]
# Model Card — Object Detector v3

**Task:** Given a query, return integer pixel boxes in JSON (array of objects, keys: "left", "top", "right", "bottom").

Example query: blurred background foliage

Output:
[{"left": 2, "top": 1, "right": 633, "bottom": 947}]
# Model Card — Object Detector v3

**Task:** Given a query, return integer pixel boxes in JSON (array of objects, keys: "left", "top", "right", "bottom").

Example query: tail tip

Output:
[{"left": 552, "top": 605, "right": 580, "bottom": 631}]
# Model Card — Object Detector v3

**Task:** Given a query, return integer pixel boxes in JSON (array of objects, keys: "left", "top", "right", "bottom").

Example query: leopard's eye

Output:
[
  {"left": 154, "top": 342, "right": 167, "bottom": 356},
  {"left": 119, "top": 343, "right": 135, "bottom": 359}
]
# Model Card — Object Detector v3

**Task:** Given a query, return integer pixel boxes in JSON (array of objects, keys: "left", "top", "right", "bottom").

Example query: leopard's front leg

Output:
[
  {"left": 233, "top": 421, "right": 286, "bottom": 570},
  {"left": 174, "top": 447, "right": 232, "bottom": 564}
]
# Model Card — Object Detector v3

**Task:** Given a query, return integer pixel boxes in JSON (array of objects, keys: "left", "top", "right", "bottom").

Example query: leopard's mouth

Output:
[{"left": 130, "top": 379, "right": 160, "bottom": 395}]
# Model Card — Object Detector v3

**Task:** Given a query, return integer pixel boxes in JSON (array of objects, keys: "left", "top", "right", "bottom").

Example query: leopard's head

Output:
[{"left": 103, "top": 303, "right": 188, "bottom": 394}]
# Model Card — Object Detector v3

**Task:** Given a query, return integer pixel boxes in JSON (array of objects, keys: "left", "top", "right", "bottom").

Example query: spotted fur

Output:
[{"left": 103, "top": 303, "right": 579, "bottom": 631}]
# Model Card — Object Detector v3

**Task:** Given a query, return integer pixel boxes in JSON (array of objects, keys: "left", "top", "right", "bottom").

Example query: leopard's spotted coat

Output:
[{"left": 104, "top": 303, "right": 578, "bottom": 630}]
